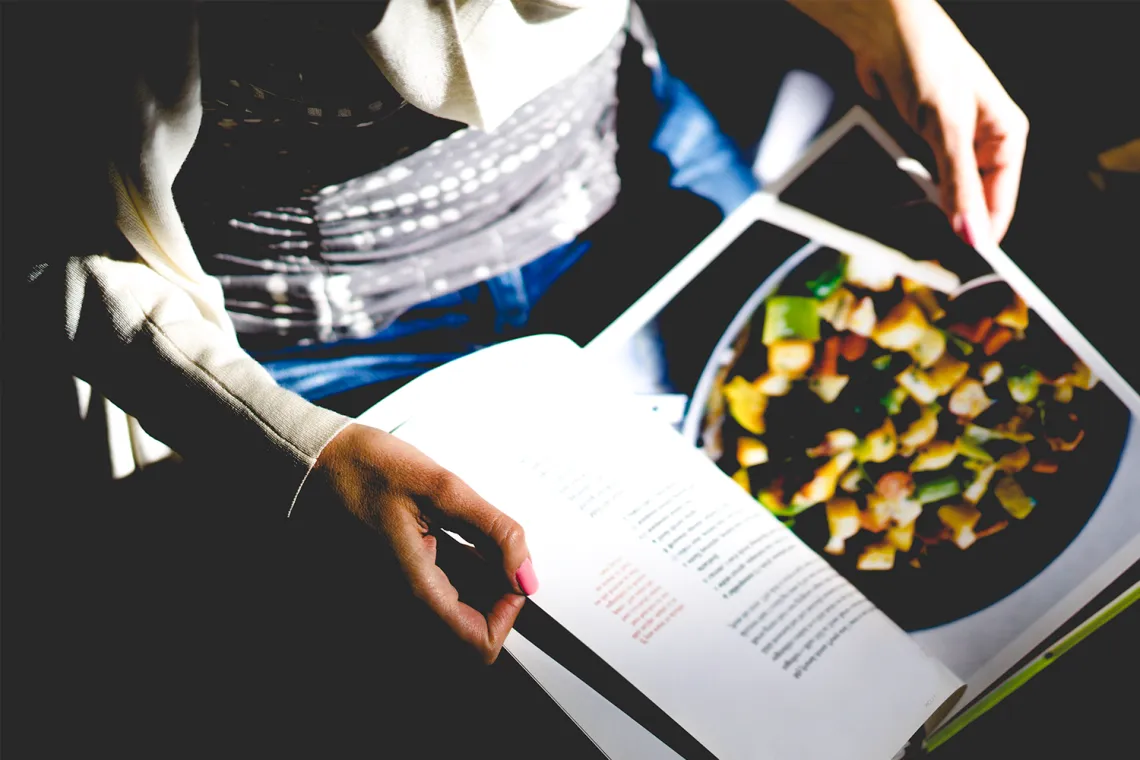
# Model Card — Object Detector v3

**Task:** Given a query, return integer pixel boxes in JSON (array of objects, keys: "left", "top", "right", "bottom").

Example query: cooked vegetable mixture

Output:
[{"left": 705, "top": 252, "right": 1098, "bottom": 572}]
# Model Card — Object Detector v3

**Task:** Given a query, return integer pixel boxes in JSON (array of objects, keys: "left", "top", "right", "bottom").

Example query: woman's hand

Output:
[
  {"left": 792, "top": 0, "right": 1029, "bottom": 247},
  {"left": 304, "top": 422, "right": 538, "bottom": 664}
]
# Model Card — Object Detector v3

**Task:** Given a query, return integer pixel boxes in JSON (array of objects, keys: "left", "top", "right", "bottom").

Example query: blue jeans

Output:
[{"left": 256, "top": 54, "right": 759, "bottom": 402}]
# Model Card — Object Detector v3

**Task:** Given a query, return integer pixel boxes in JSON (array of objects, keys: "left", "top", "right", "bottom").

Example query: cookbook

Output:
[{"left": 357, "top": 107, "right": 1140, "bottom": 759}]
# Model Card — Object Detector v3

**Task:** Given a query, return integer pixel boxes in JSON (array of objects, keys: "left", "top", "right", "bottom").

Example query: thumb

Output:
[{"left": 929, "top": 108, "right": 991, "bottom": 249}]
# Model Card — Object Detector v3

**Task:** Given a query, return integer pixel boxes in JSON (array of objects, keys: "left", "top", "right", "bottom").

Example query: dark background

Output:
[{"left": 3, "top": 1, "right": 1139, "bottom": 758}]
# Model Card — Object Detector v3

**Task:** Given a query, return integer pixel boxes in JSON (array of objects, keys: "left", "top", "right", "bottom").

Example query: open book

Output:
[{"left": 357, "top": 108, "right": 1140, "bottom": 759}]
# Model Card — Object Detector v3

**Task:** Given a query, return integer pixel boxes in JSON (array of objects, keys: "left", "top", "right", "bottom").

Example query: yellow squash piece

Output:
[
  {"left": 873, "top": 300, "right": 930, "bottom": 352},
  {"left": 806, "top": 429, "right": 859, "bottom": 458},
  {"left": 824, "top": 497, "right": 862, "bottom": 555},
  {"left": 723, "top": 376, "right": 767, "bottom": 435},
  {"left": 948, "top": 378, "right": 993, "bottom": 420},
  {"left": 938, "top": 503, "right": 983, "bottom": 550},
  {"left": 909, "top": 440, "right": 957, "bottom": 472},
  {"left": 995, "top": 294, "right": 1029, "bottom": 330},
  {"left": 994, "top": 475, "right": 1036, "bottom": 519},
  {"left": 732, "top": 469, "right": 751, "bottom": 492},
  {"left": 847, "top": 297, "right": 878, "bottom": 338},
  {"left": 737, "top": 438, "right": 770, "bottom": 468},
  {"left": 886, "top": 521, "right": 916, "bottom": 552},
  {"left": 963, "top": 462, "right": 999, "bottom": 504},
  {"left": 791, "top": 451, "right": 856, "bottom": 510},
  {"left": 854, "top": 418, "right": 898, "bottom": 463},
  {"left": 856, "top": 542, "right": 897, "bottom": 570},
  {"left": 899, "top": 405, "right": 940, "bottom": 457},
  {"left": 908, "top": 326, "right": 947, "bottom": 369},
  {"left": 818, "top": 287, "right": 856, "bottom": 330},
  {"left": 809, "top": 375, "right": 850, "bottom": 403},
  {"left": 768, "top": 340, "right": 815, "bottom": 377}
]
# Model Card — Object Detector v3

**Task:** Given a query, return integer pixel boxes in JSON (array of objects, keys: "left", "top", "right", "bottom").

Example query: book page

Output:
[
  {"left": 392, "top": 337, "right": 962, "bottom": 760},
  {"left": 585, "top": 111, "right": 1140, "bottom": 738}
]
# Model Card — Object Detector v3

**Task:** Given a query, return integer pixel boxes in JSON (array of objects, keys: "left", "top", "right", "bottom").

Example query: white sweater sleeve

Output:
[{"left": 58, "top": 9, "right": 350, "bottom": 516}]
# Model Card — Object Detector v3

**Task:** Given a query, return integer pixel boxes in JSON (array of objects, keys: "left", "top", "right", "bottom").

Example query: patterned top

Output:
[{"left": 176, "top": 5, "right": 626, "bottom": 350}]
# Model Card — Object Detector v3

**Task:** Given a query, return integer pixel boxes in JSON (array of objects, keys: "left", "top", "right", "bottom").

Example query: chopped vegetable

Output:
[
  {"left": 1032, "top": 460, "right": 1059, "bottom": 474},
  {"left": 997, "top": 446, "right": 1031, "bottom": 473},
  {"left": 995, "top": 294, "right": 1029, "bottom": 330},
  {"left": 817, "top": 336, "right": 841, "bottom": 376},
  {"left": 754, "top": 372, "right": 792, "bottom": 397},
  {"left": 873, "top": 300, "right": 930, "bottom": 352},
  {"left": 975, "top": 521, "right": 1010, "bottom": 540},
  {"left": 848, "top": 297, "right": 878, "bottom": 338},
  {"left": 818, "top": 287, "right": 856, "bottom": 330},
  {"left": 945, "top": 331, "right": 976, "bottom": 357},
  {"left": 737, "top": 438, "right": 770, "bottom": 468},
  {"left": 1052, "top": 380, "right": 1074, "bottom": 404},
  {"left": 1047, "top": 429, "right": 1085, "bottom": 452},
  {"left": 844, "top": 253, "right": 897, "bottom": 292},
  {"left": 876, "top": 471, "right": 916, "bottom": 501},
  {"left": 791, "top": 451, "right": 856, "bottom": 509},
  {"left": 980, "top": 361, "right": 1004, "bottom": 386},
  {"left": 768, "top": 340, "right": 815, "bottom": 377},
  {"left": 872, "top": 354, "right": 894, "bottom": 371},
  {"left": 938, "top": 503, "right": 983, "bottom": 549},
  {"left": 963, "top": 463, "right": 999, "bottom": 504},
  {"left": 927, "top": 355, "right": 971, "bottom": 396},
  {"left": 809, "top": 375, "right": 850, "bottom": 403},
  {"left": 840, "top": 466, "right": 867, "bottom": 493},
  {"left": 880, "top": 386, "right": 909, "bottom": 416},
  {"left": 954, "top": 435, "right": 994, "bottom": 462},
  {"left": 1070, "top": 361, "right": 1099, "bottom": 390},
  {"left": 965, "top": 422, "right": 1034, "bottom": 445},
  {"left": 906, "top": 286, "right": 947, "bottom": 322},
  {"left": 806, "top": 260, "right": 847, "bottom": 299},
  {"left": 863, "top": 494, "right": 892, "bottom": 532},
  {"left": 854, "top": 419, "right": 898, "bottom": 463},
  {"left": 763, "top": 296, "right": 820, "bottom": 345},
  {"left": 1008, "top": 369, "right": 1043, "bottom": 404},
  {"left": 948, "top": 378, "right": 993, "bottom": 420},
  {"left": 806, "top": 429, "right": 859, "bottom": 458},
  {"left": 994, "top": 475, "right": 1036, "bottom": 519},
  {"left": 896, "top": 366, "right": 939, "bottom": 404},
  {"left": 724, "top": 375, "right": 768, "bottom": 434},
  {"left": 910, "top": 440, "right": 957, "bottom": 472},
  {"left": 732, "top": 469, "right": 751, "bottom": 491},
  {"left": 840, "top": 334, "right": 869, "bottom": 362},
  {"left": 758, "top": 484, "right": 788, "bottom": 516},
  {"left": 983, "top": 327, "right": 1015, "bottom": 356},
  {"left": 950, "top": 317, "right": 993, "bottom": 344},
  {"left": 915, "top": 473, "right": 961, "bottom": 504},
  {"left": 856, "top": 542, "right": 897, "bottom": 570},
  {"left": 908, "top": 326, "right": 947, "bottom": 369},
  {"left": 824, "top": 497, "right": 861, "bottom": 555},
  {"left": 886, "top": 521, "right": 916, "bottom": 552},
  {"left": 899, "top": 405, "right": 940, "bottom": 456}
]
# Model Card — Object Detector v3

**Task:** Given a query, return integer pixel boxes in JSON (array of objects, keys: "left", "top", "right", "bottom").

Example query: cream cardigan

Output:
[{"left": 68, "top": 0, "right": 629, "bottom": 514}]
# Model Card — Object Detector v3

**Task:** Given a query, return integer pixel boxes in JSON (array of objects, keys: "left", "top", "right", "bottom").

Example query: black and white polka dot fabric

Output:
[{"left": 180, "top": 7, "right": 626, "bottom": 349}]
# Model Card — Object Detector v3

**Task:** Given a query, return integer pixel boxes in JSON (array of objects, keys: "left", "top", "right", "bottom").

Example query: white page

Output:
[{"left": 391, "top": 337, "right": 962, "bottom": 760}]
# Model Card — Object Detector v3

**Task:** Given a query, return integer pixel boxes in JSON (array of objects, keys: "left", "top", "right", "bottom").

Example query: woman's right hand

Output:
[{"left": 303, "top": 422, "right": 538, "bottom": 664}]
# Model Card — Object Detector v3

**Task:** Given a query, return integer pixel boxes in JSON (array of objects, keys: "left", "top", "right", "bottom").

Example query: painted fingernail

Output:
[
  {"left": 952, "top": 212, "right": 974, "bottom": 247},
  {"left": 516, "top": 558, "right": 539, "bottom": 596}
]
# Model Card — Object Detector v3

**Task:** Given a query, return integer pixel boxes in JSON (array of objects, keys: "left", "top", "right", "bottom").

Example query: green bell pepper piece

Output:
[{"left": 762, "top": 296, "right": 821, "bottom": 346}]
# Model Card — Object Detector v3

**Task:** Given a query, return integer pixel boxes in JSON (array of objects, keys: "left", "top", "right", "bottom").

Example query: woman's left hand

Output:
[{"left": 792, "top": 0, "right": 1029, "bottom": 247}]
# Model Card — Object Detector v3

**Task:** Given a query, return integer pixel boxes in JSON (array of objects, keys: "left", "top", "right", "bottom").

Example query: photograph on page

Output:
[{"left": 588, "top": 108, "right": 1140, "bottom": 708}]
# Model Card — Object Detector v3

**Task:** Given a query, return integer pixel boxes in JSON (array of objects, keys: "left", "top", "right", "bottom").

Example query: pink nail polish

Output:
[{"left": 516, "top": 558, "right": 539, "bottom": 596}]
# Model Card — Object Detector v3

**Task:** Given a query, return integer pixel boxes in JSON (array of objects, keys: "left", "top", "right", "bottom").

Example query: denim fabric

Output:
[{"left": 258, "top": 50, "right": 758, "bottom": 402}]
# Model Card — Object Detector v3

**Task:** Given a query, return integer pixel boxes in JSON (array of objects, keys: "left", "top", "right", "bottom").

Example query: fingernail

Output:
[
  {"left": 952, "top": 212, "right": 975, "bottom": 247},
  {"left": 516, "top": 558, "right": 539, "bottom": 596}
]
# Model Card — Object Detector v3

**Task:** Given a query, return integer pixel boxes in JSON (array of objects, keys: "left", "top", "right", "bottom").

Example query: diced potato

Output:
[
  {"left": 980, "top": 361, "right": 1004, "bottom": 386},
  {"left": 909, "top": 440, "right": 958, "bottom": 472},
  {"left": 791, "top": 451, "right": 856, "bottom": 509},
  {"left": 806, "top": 429, "right": 859, "bottom": 458},
  {"left": 997, "top": 446, "right": 1031, "bottom": 473},
  {"left": 809, "top": 374, "right": 850, "bottom": 403},
  {"left": 886, "top": 521, "right": 916, "bottom": 552},
  {"left": 896, "top": 367, "right": 940, "bottom": 405},
  {"left": 768, "top": 340, "right": 815, "bottom": 377},
  {"left": 845, "top": 253, "right": 897, "bottom": 292},
  {"left": 1070, "top": 361, "right": 1099, "bottom": 390},
  {"left": 840, "top": 466, "right": 866, "bottom": 493},
  {"left": 863, "top": 493, "right": 892, "bottom": 532},
  {"left": 938, "top": 503, "right": 983, "bottom": 550},
  {"left": 927, "top": 355, "right": 971, "bottom": 397},
  {"left": 963, "top": 462, "right": 998, "bottom": 504},
  {"left": 737, "top": 437, "right": 770, "bottom": 468},
  {"left": 873, "top": 300, "right": 930, "bottom": 352},
  {"left": 948, "top": 378, "right": 993, "bottom": 420},
  {"left": 903, "top": 285, "right": 947, "bottom": 322},
  {"left": 856, "top": 542, "right": 897, "bottom": 570},
  {"left": 995, "top": 294, "right": 1030, "bottom": 330},
  {"left": 897, "top": 405, "right": 939, "bottom": 456},
  {"left": 847, "top": 297, "right": 878, "bottom": 338},
  {"left": 994, "top": 475, "right": 1036, "bottom": 519},
  {"left": 888, "top": 497, "right": 923, "bottom": 528},
  {"left": 723, "top": 376, "right": 767, "bottom": 434},
  {"left": 908, "top": 327, "right": 947, "bottom": 369},
  {"left": 854, "top": 418, "right": 898, "bottom": 464},
  {"left": 824, "top": 497, "right": 861, "bottom": 555},
  {"left": 753, "top": 372, "right": 792, "bottom": 397},
  {"left": 818, "top": 287, "right": 856, "bottom": 330},
  {"left": 732, "top": 469, "right": 751, "bottom": 492}
]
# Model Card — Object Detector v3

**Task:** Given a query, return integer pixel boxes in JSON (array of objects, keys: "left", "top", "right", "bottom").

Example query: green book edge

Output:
[{"left": 924, "top": 580, "right": 1140, "bottom": 753}]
